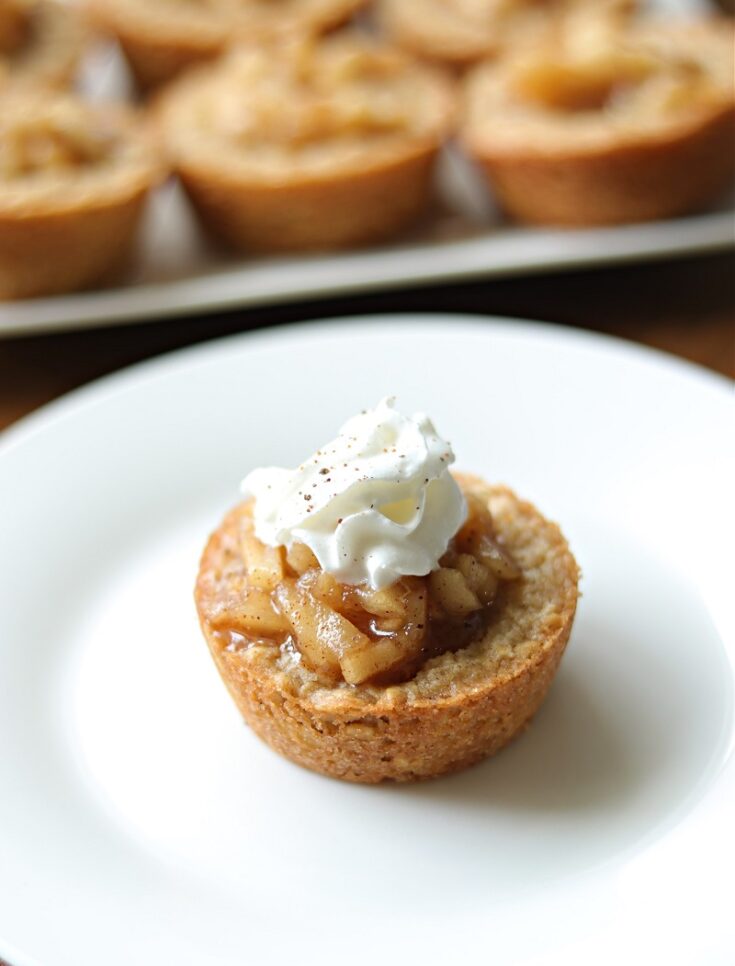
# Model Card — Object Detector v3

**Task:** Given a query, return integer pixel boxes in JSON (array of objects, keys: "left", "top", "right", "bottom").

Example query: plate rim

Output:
[{"left": 1, "top": 312, "right": 732, "bottom": 457}]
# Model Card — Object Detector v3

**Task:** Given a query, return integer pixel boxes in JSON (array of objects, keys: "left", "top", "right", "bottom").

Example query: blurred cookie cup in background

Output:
[
  {"left": 156, "top": 34, "right": 454, "bottom": 252},
  {"left": 0, "top": 88, "right": 162, "bottom": 298},
  {"left": 460, "top": 18, "right": 735, "bottom": 225}
]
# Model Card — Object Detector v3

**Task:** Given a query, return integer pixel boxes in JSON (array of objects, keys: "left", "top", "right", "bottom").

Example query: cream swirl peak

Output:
[{"left": 241, "top": 397, "right": 467, "bottom": 590}]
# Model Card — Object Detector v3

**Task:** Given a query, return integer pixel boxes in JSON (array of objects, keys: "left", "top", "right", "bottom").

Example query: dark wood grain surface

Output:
[{"left": 1, "top": 251, "right": 733, "bottom": 434}]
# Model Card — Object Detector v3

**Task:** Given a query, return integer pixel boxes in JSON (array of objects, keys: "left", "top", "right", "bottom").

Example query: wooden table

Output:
[{"left": 1, "top": 251, "right": 733, "bottom": 435}]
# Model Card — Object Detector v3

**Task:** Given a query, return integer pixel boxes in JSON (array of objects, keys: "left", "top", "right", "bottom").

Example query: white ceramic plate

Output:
[
  {"left": 0, "top": 316, "right": 733, "bottom": 966},
  {"left": 0, "top": 0, "right": 731, "bottom": 338}
]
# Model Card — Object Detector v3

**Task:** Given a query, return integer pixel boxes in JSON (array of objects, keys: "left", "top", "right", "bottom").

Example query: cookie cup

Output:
[
  {"left": 157, "top": 38, "right": 454, "bottom": 252},
  {"left": 0, "top": 91, "right": 161, "bottom": 299},
  {"left": 461, "top": 20, "right": 735, "bottom": 225},
  {"left": 195, "top": 477, "right": 580, "bottom": 784}
]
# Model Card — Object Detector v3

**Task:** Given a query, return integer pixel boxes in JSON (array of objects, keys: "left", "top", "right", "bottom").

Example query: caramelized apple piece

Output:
[
  {"left": 429, "top": 567, "right": 480, "bottom": 617},
  {"left": 342, "top": 582, "right": 426, "bottom": 683},
  {"left": 455, "top": 492, "right": 495, "bottom": 549},
  {"left": 240, "top": 530, "right": 285, "bottom": 591},
  {"left": 474, "top": 535, "right": 521, "bottom": 580},
  {"left": 455, "top": 492, "right": 521, "bottom": 580},
  {"left": 340, "top": 636, "right": 408, "bottom": 686},
  {"left": 274, "top": 579, "right": 369, "bottom": 680},
  {"left": 372, "top": 616, "right": 404, "bottom": 634},
  {"left": 455, "top": 552, "right": 498, "bottom": 605},
  {"left": 340, "top": 580, "right": 427, "bottom": 684},
  {"left": 402, "top": 578, "right": 428, "bottom": 632},
  {"left": 286, "top": 541, "right": 319, "bottom": 575},
  {"left": 297, "top": 569, "right": 350, "bottom": 614},
  {"left": 427, "top": 591, "right": 446, "bottom": 620},
  {"left": 358, "top": 583, "right": 408, "bottom": 619},
  {"left": 227, "top": 588, "right": 291, "bottom": 638}
]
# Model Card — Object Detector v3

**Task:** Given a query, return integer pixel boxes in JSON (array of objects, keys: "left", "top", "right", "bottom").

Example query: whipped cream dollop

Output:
[{"left": 241, "top": 397, "right": 466, "bottom": 590}]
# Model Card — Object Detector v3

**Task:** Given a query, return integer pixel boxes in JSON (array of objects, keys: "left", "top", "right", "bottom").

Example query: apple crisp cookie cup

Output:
[
  {"left": 156, "top": 34, "right": 455, "bottom": 252},
  {"left": 0, "top": 89, "right": 162, "bottom": 299},
  {"left": 195, "top": 474, "right": 580, "bottom": 784},
  {"left": 86, "top": 0, "right": 367, "bottom": 92},
  {"left": 460, "top": 19, "right": 735, "bottom": 226}
]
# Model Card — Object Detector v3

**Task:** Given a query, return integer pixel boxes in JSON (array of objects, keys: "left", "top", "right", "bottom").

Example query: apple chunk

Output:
[
  {"left": 429, "top": 567, "right": 480, "bottom": 617},
  {"left": 228, "top": 588, "right": 291, "bottom": 638},
  {"left": 240, "top": 530, "right": 285, "bottom": 591},
  {"left": 455, "top": 553, "right": 498, "bottom": 604},
  {"left": 341, "top": 581, "right": 427, "bottom": 684},
  {"left": 286, "top": 541, "right": 319, "bottom": 576},
  {"left": 455, "top": 493, "right": 521, "bottom": 581},
  {"left": 300, "top": 569, "right": 345, "bottom": 612},
  {"left": 474, "top": 535, "right": 521, "bottom": 580},
  {"left": 357, "top": 583, "right": 408, "bottom": 620},
  {"left": 275, "top": 579, "right": 369, "bottom": 680},
  {"left": 339, "top": 636, "right": 408, "bottom": 686}
]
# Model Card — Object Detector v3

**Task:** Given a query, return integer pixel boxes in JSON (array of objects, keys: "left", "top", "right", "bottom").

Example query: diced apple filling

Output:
[
  {"left": 240, "top": 528, "right": 285, "bottom": 591},
  {"left": 511, "top": 53, "right": 655, "bottom": 112},
  {"left": 231, "top": 493, "right": 520, "bottom": 685},
  {"left": 225, "top": 588, "right": 291, "bottom": 638},
  {"left": 286, "top": 541, "right": 319, "bottom": 575},
  {"left": 429, "top": 567, "right": 480, "bottom": 617},
  {"left": 274, "top": 580, "right": 355, "bottom": 679}
]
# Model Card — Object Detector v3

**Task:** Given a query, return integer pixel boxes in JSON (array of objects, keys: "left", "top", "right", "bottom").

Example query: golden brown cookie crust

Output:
[
  {"left": 0, "top": 190, "right": 148, "bottom": 298},
  {"left": 461, "top": 20, "right": 735, "bottom": 225},
  {"left": 174, "top": 143, "right": 440, "bottom": 252},
  {"left": 156, "top": 38, "right": 454, "bottom": 251},
  {"left": 195, "top": 476, "right": 580, "bottom": 783},
  {"left": 0, "top": 91, "right": 162, "bottom": 298},
  {"left": 470, "top": 111, "right": 735, "bottom": 226}
]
